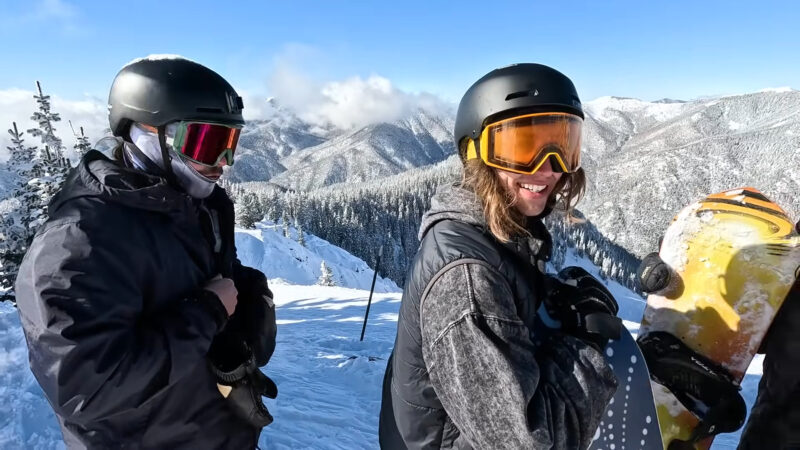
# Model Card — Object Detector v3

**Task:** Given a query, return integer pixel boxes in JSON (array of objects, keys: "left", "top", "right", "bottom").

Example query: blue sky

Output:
[{"left": 1, "top": 0, "right": 798, "bottom": 104}]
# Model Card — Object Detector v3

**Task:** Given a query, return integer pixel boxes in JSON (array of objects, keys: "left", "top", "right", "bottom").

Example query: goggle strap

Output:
[
  {"left": 157, "top": 125, "right": 179, "bottom": 187},
  {"left": 466, "top": 138, "right": 479, "bottom": 160}
]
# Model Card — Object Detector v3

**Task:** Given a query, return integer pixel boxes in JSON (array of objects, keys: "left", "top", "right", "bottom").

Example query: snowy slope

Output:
[
  {"left": 0, "top": 302, "right": 64, "bottom": 449},
  {"left": 236, "top": 220, "right": 399, "bottom": 292}
]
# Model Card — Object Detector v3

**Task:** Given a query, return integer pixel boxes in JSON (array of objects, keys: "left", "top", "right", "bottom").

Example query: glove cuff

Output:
[
  {"left": 191, "top": 288, "right": 229, "bottom": 331},
  {"left": 211, "top": 350, "right": 257, "bottom": 384}
]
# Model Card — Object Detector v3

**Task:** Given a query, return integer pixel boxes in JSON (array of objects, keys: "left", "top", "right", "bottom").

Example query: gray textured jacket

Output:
[{"left": 380, "top": 185, "right": 616, "bottom": 449}]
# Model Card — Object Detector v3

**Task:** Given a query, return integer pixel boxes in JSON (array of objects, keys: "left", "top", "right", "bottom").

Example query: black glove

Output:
[
  {"left": 230, "top": 264, "right": 277, "bottom": 366},
  {"left": 637, "top": 252, "right": 672, "bottom": 293},
  {"left": 546, "top": 266, "right": 622, "bottom": 350},
  {"left": 209, "top": 336, "right": 278, "bottom": 428}
]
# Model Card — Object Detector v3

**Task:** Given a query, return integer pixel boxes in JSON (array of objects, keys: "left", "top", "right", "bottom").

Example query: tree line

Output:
[
  {"left": 229, "top": 156, "right": 643, "bottom": 291},
  {"left": 0, "top": 82, "right": 93, "bottom": 300}
]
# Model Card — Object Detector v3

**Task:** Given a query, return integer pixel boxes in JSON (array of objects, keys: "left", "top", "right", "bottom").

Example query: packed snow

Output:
[
  {"left": 0, "top": 223, "right": 767, "bottom": 449},
  {"left": 235, "top": 221, "right": 399, "bottom": 292}
]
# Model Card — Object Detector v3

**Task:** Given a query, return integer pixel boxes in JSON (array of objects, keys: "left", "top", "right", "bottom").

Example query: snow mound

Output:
[
  {"left": 0, "top": 302, "right": 64, "bottom": 450},
  {"left": 235, "top": 220, "right": 399, "bottom": 292}
]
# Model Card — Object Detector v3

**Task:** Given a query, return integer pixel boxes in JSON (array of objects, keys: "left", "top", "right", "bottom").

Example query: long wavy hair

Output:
[{"left": 461, "top": 144, "right": 586, "bottom": 242}]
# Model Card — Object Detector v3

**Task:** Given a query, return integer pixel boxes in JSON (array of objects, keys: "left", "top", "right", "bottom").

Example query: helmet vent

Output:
[
  {"left": 505, "top": 89, "right": 539, "bottom": 101},
  {"left": 197, "top": 107, "right": 224, "bottom": 113}
]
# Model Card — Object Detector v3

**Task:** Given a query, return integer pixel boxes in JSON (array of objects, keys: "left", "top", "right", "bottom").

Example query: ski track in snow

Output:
[{"left": 0, "top": 236, "right": 765, "bottom": 449}]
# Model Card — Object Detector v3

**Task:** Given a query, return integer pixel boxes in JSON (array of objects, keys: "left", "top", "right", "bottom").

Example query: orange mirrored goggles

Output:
[{"left": 465, "top": 112, "right": 583, "bottom": 174}]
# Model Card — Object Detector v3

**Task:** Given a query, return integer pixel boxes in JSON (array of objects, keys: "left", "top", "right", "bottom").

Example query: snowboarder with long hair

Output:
[
  {"left": 15, "top": 56, "right": 277, "bottom": 449},
  {"left": 379, "top": 63, "right": 620, "bottom": 449}
]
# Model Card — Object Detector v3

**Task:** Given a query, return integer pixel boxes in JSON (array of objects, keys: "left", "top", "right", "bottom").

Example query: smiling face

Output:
[{"left": 495, "top": 158, "right": 563, "bottom": 216}]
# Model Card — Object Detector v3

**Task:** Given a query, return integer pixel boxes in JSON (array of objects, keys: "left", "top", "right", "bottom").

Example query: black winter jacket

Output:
[
  {"left": 738, "top": 278, "right": 800, "bottom": 449},
  {"left": 379, "top": 185, "right": 616, "bottom": 449},
  {"left": 15, "top": 150, "right": 276, "bottom": 449}
]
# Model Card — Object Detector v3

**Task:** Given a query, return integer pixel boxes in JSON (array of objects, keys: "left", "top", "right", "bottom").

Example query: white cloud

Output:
[
  {"left": 267, "top": 61, "right": 451, "bottom": 130},
  {"left": 238, "top": 91, "right": 280, "bottom": 122},
  {"left": 0, "top": 88, "right": 109, "bottom": 163}
]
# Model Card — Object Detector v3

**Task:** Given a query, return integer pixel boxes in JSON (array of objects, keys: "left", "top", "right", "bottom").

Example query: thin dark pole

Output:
[{"left": 360, "top": 247, "right": 383, "bottom": 341}]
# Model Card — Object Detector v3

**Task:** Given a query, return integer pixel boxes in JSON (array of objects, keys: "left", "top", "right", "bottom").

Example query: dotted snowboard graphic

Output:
[{"left": 589, "top": 328, "right": 662, "bottom": 450}]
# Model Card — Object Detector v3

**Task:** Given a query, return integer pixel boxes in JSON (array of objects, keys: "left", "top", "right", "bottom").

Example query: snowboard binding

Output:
[
  {"left": 637, "top": 331, "right": 747, "bottom": 448},
  {"left": 637, "top": 252, "right": 684, "bottom": 297}
]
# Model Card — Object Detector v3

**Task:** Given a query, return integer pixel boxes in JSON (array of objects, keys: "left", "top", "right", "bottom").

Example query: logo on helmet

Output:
[{"left": 226, "top": 92, "right": 244, "bottom": 114}]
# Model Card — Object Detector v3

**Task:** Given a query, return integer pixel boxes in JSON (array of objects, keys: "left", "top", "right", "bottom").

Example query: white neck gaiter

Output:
[{"left": 128, "top": 123, "right": 216, "bottom": 199}]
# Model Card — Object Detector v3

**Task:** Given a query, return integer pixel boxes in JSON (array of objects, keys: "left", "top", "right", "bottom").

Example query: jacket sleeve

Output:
[
  {"left": 14, "top": 220, "right": 225, "bottom": 428},
  {"left": 420, "top": 262, "right": 617, "bottom": 450},
  {"left": 739, "top": 283, "right": 800, "bottom": 448}
]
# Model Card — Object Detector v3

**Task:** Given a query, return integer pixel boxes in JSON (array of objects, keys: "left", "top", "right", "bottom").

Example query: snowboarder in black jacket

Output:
[
  {"left": 14, "top": 56, "right": 277, "bottom": 449},
  {"left": 379, "top": 64, "right": 620, "bottom": 449}
]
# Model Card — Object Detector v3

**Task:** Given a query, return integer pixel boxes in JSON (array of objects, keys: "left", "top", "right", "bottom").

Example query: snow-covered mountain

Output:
[
  {"left": 222, "top": 89, "right": 799, "bottom": 287},
  {"left": 268, "top": 109, "right": 455, "bottom": 191},
  {"left": 226, "top": 101, "right": 330, "bottom": 183},
  {"left": 224, "top": 106, "right": 455, "bottom": 190},
  {"left": 579, "top": 89, "right": 800, "bottom": 257}
]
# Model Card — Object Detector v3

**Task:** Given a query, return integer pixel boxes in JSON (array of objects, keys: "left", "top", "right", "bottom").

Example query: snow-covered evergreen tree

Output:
[
  {"left": 235, "top": 192, "right": 262, "bottom": 229},
  {"left": 6, "top": 122, "right": 39, "bottom": 176},
  {"left": 1, "top": 123, "right": 45, "bottom": 295},
  {"left": 318, "top": 261, "right": 335, "bottom": 286},
  {"left": 282, "top": 215, "right": 290, "bottom": 238},
  {"left": 24, "top": 82, "right": 72, "bottom": 224},
  {"left": 28, "top": 81, "right": 65, "bottom": 165},
  {"left": 72, "top": 123, "right": 92, "bottom": 159},
  {"left": 296, "top": 219, "right": 305, "bottom": 247}
]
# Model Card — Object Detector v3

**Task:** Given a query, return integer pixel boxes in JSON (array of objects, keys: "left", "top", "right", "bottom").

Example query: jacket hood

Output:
[
  {"left": 420, "top": 183, "right": 553, "bottom": 263},
  {"left": 49, "top": 148, "right": 190, "bottom": 216},
  {"left": 419, "top": 184, "right": 487, "bottom": 241}
]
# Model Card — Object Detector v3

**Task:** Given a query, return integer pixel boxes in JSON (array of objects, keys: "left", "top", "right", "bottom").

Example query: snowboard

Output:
[
  {"left": 589, "top": 325, "right": 663, "bottom": 450},
  {"left": 639, "top": 187, "right": 800, "bottom": 450}
]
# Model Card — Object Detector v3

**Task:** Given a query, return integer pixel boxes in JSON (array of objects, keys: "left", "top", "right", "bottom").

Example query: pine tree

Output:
[
  {"left": 24, "top": 82, "right": 71, "bottom": 225},
  {"left": 28, "top": 81, "right": 65, "bottom": 165},
  {"left": 6, "top": 122, "right": 39, "bottom": 176},
  {"left": 71, "top": 122, "right": 92, "bottom": 159},
  {"left": 0, "top": 123, "right": 44, "bottom": 294},
  {"left": 282, "top": 215, "right": 290, "bottom": 238},
  {"left": 235, "top": 192, "right": 262, "bottom": 229},
  {"left": 296, "top": 218, "right": 305, "bottom": 246},
  {"left": 318, "top": 261, "right": 335, "bottom": 286}
]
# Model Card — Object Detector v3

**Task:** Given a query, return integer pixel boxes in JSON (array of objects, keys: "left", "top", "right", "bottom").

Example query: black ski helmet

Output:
[
  {"left": 108, "top": 56, "right": 244, "bottom": 137},
  {"left": 454, "top": 63, "right": 583, "bottom": 156}
]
